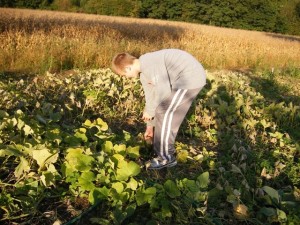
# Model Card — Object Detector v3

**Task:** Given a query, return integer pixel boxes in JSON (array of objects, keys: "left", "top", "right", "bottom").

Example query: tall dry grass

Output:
[{"left": 0, "top": 8, "right": 300, "bottom": 74}]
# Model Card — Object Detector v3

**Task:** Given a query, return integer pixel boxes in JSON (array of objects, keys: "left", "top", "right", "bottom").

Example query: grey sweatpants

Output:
[{"left": 153, "top": 88, "right": 201, "bottom": 160}]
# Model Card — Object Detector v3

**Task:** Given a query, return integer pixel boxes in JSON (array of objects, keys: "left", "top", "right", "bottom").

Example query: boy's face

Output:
[{"left": 123, "top": 61, "right": 140, "bottom": 78}]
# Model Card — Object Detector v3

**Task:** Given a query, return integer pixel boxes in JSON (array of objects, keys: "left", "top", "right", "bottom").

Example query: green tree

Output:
[
  {"left": 296, "top": 2, "right": 300, "bottom": 18},
  {"left": 0, "top": 0, "right": 16, "bottom": 7},
  {"left": 165, "top": 0, "right": 182, "bottom": 20},
  {"left": 181, "top": 0, "right": 200, "bottom": 22},
  {"left": 140, "top": 0, "right": 184, "bottom": 20}
]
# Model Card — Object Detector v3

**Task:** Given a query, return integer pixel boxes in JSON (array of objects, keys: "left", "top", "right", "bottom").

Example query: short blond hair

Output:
[{"left": 111, "top": 53, "right": 136, "bottom": 75}]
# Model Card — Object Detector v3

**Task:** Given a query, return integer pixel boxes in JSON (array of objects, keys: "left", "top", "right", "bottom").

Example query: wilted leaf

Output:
[
  {"left": 233, "top": 204, "right": 249, "bottom": 219},
  {"left": 32, "top": 148, "right": 58, "bottom": 168},
  {"left": 261, "top": 167, "right": 272, "bottom": 180},
  {"left": 23, "top": 124, "right": 34, "bottom": 136},
  {"left": 0, "top": 145, "right": 24, "bottom": 157},
  {"left": 14, "top": 157, "right": 30, "bottom": 178},
  {"left": 41, "top": 171, "right": 55, "bottom": 187}
]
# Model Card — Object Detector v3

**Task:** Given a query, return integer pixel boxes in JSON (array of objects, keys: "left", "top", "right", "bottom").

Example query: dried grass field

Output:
[{"left": 0, "top": 8, "right": 300, "bottom": 74}]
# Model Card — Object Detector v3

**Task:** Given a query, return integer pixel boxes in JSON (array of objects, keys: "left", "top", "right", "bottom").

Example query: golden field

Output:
[{"left": 0, "top": 7, "right": 300, "bottom": 74}]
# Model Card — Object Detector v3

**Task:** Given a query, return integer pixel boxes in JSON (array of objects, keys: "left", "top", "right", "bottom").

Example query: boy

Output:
[{"left": 112, "top": 49, "right": 206, "bottom": 169}]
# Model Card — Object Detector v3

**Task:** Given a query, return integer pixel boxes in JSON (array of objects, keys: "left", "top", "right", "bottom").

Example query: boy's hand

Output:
[
  {"left": 142, "top": 112, "right": 153, "bottom": 121},
  {"left": 144, "top": 126, "right": 154, "bottom": 143}
]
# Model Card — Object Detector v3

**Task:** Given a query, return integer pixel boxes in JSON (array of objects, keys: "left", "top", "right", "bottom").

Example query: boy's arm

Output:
[
  {"left": 140, "top": 73, "right": 172, "bottom": 126},
  {"left": 140, "top": 75, "right": 156, "bottom": 116}
]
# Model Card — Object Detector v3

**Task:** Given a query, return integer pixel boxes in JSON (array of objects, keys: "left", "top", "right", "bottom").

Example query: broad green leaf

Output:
[
  {"left": 78, "top": 172, "right": 95, "bottom": 191},
  {"left": 262, "top": 186, "right": 280, "bottom": 204},
  {"left": 32, "top": 148, "right": 58, "bottom": 168},
  {"left": 47, "top": 164, "right": 57, "bottom": 173},
  {"left": 114, "top": 144, "right": 126, "bottom": 154},
  {"left": 14, "top": 157, "right": 30, "bottom": 178},
  {"left": 7, "top": 118, "right": 17, "bottom": 129},
  {"left": 112, "top": 182, "right": 124, "bottom": 194},
  {"left": 46, "top": 128, "right": 62, "bottom": 145},
  {"left": 126, "top": 146, "right": 140, "bottom": 159},
  {"left": 208, "top": 187, "right": 222, "bottom": 198},
  {"left": 62, "top": 163, "right": 79, "bottom": 183},
  {"left": 74, "top": 129, "right": 88, "bottom": 142},
  {"left": 136, "top": 187, "right": 156, "bottom": 206},
  {"left": 182, "top": 179, "right": 198, "bottom": 193},
  {"left": 84, "top": 119, "right": 93, "bottom": 128},
  {"left": 116, "top": 161, "right": 141, "bottom": 181},
  {"left": 23, "top": 124, "right": 34, "bottom": 136},
  {"left": 64, "top": 135, "right": 81, "bottom": 146},
  {"left": 17, "top": 119, "right": 25, "bottom": 130},
  {"left": 127, "top": 177, "right": 138, "bottom": 191},
  {"left": 259, "top": 207, "right": 277, "bottom": 217},
  {"left": 15, "top": 109, "right": 24, "bottom": 116},
  {"left": 197, "top": 171, "right": 210, "bottom": 189},
  {"left": 96, "top": 118, "right": 108, "bottom": 131},
  {"left": 227, "top": 194, "right": 237, "bottom": 203},
  {"left": 164, "top": 180, "right": 181, "bottom": 198},
  {"left": 81, "top": 171, "right": 95, "bottom": 181},
  {"left": 112, "top": 208, "right": 127, "bottom": 224},
  {"left": 123, "top": 130, "right": 131, "bottom": 141},
  {"left": 65, "top": 148, "right": 94, "bottom": 171},
  {"left": 102, "top": 141, "right": 113, "bottom": 154},
  {"left": 161, "top": 201, "right": 172, "bottom": 218},
  {"left": 277, "top": 209, "right": 287, "bottom": 222},
  {"left": 0, "top": 110, "right": 9, "bottom": 119},
  {"left": 125, "top": 204, "right": 136, "bottom": 219},
  {"left": 127, "top": 161, "right": 141, "bottom": 176},
  {"left": 89, "top": 186, "right": 109, "bottom": 204},
  {"left": 112, "top": 154, "right": 124, "bottom": 166}
]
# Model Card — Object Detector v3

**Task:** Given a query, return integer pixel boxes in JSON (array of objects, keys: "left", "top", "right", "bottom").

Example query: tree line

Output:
[{"left": 1, "top": 0, "right": 300, "bottom": 35}]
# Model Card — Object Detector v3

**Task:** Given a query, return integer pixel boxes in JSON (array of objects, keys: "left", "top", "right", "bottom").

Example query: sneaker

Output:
[{"left": 146, "top": 156, "right": 177, "bottom": 170}]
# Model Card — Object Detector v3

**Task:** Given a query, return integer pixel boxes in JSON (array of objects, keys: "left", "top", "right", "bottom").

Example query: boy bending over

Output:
[{"left": 112, "top": 49, "right": 206, "bottom": 170}]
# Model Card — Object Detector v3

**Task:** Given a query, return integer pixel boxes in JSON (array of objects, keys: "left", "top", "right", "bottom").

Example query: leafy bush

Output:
[{"left": 0, "top": 69, "right": 299, "bottom": 224}]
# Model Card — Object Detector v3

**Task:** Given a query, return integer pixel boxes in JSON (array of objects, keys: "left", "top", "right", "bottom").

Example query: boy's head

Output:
[{"left": 111, "top": 53, "right": 140, "bottom": 78}]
